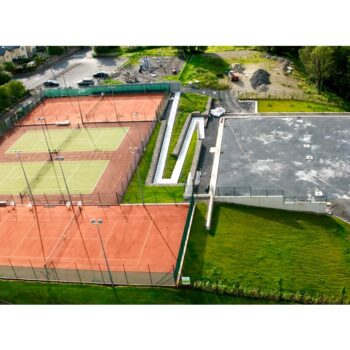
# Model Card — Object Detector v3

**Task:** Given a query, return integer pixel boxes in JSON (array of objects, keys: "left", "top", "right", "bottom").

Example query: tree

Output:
[
  {"left": 93, "top": 46, "right": 121, "bottom": 54},
  {"left": 173, "top": 46, "right": 208, "bottom": 57},
  {"left": 0, "top": 71, "right": 12, "bottom": 85},
  {"left": 0, "top": 85, "right": 10, "bottom": 112},
  {"left": 299, "top": 46, "right": 335, "bottom": 93},
  {"left": 4, "top": 61, "right": 16, "bottom": 73},
  {"left": 6, "top": 80, "right": 26, "bottom": 102},
  {"left": 47, "top": 46, "right": 66, "bottom": 56}
]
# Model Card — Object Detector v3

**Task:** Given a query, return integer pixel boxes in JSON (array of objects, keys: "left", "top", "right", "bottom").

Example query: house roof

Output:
[{"left": 0, "top": 46, "right": 20, "bottom": 56}]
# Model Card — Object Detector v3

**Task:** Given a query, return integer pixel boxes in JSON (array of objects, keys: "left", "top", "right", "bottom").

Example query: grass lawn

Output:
[
  {"left": 7, "top": 127, "right": 128, "bottom": 153},
  {"left": 0, "top": 280, "right": 273, "bottom": 304},
  {"left": 122, "top": 122, "right": 184, "bottom": 204},
  {"left": 102, "top": 79, "right": 124, "bottom": 85},
  {"left": 178, "top": 131, "right": 197, "bottom": 183},
  {"left": 0, "top": 160, "right": 108, "bottom": 195},
  {"left": 183, "top": 203, "right": 350, "bottom": 302},
  {"left": 163, "top": 93, "right": 208, "bottom": 179},
  {"left": 179, "top": 54, "right": 230, "bottom": 90},
  {"left": 258, "top": 100, "right": 345, "bottom": 112}
]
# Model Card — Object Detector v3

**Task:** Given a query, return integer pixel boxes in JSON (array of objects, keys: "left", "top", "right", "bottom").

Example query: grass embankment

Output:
[
  {"left": 163, "top": 93, "right": 208, "bottom": 179},
  {"left": 122, "top": 123, "right": 183, "bottom": 204},
  {"left": 183, "top": 203, "right": 350, "bottom": 303},
  {"left": 179, "top": 54, "right": 230, "bottom": 90},
  {"left": 0, "top": 280, "right": 272, "bottom": 304},
  {"left": 258, "top": 99, "right": 346, "bottom": 112}
]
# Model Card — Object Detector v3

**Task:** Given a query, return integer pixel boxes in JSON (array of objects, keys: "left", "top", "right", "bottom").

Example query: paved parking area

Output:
[
  {"left": 217, "top": 116, "right": 350, "bottom": 200},
  {"left": 17, "top": 49, "right": 127, "bottom": 90}
]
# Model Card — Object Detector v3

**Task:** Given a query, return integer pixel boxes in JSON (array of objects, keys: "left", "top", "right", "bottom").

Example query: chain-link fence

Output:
[
  {"left": 216, "top": 186, "right": 327, "bottom": 203},
  {"left": 44, "top": 82, "right": 180, "bottom": 98},
  {"left": 237, "top": 89, "right": 342, "bottom": 110},
  {"left": 174, "top": 195, "right": 195, "bottom": 285},
  {"left": 0, "top": 261, "right": 176, "bottom": 286}
]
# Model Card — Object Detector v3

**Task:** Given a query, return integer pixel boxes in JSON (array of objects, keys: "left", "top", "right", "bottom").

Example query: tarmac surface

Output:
[
  {"left": 16, "top": 49, "right": 127, "bottom": 90},
  {"left": 217, "top": 116, "right": 350, "bottom": 200}
]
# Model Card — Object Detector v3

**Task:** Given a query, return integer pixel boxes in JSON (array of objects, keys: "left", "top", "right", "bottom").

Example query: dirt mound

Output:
[{"left": 250, "top": 69, "right": 271, "bottom": 90}]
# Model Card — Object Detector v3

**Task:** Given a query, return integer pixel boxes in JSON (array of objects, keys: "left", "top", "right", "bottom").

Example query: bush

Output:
[
  {"left": 4, "top": 62, "right": 16, "bottom": 73},
  {"left": 0, "top": 71, "right": 12, "bottom": 85},
  {"left": 47, "top": 46, "right": 66, "bottom": 56}
]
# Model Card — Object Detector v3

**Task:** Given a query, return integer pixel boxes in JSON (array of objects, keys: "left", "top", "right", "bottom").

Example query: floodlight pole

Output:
[
  {"left": 16, "top": 151, "right": 46, "bottom": 260},
  {"left": 38, "top": 117, "right": 53, "bottom": 161},
  {"left": 91, "top": 218, "right": 114, "bottom": 286}
]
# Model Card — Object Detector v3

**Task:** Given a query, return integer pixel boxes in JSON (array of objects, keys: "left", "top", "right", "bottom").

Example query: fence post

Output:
[
  {"left": 74, "top": 262, "right": 82, "bottom": 284},
  {"left": 9, "top": 258, "right": 17, "bottom": 279},
  {"left": 98, "top": 263, "right": 106, "bottom": 284},
  {"left": 116, "top": 192, "right": 119, "bottom": 205},
  {"left": 29, "top": 259, "right": 38, "bottom": 280},
  {"left": 123, "top": 264, "right": 129, "bottom": 285},
  {"left": 148, "top": 264, "right": 153, "bottom": 286}
]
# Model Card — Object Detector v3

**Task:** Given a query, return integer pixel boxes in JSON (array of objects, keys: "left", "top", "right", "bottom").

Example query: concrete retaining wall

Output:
[{"left": 215, "top": 195, "right": 326, "bottom": 214}]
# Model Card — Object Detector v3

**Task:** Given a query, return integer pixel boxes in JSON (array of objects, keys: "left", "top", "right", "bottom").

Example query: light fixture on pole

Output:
[{"left": 91, "top": 218, "right": 114, "bottom": 286}]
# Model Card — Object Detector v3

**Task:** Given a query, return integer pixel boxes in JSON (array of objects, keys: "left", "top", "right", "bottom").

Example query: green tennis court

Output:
[
  {"left": 0, "top": 160, "right": 109, "bottom": 194},
  {"left": 6, "top": 127, "right": 129, "bottom": 153}
]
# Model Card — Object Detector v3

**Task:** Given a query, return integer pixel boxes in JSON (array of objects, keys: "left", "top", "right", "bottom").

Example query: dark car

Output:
[
  {"left": 43, "top": 80, "right": 59, "bottom": 87},
  {"left": 77, "top": 78, "right": 95, "bottom": 87},
  {"left": 93, "top": 71, "right": 109, "bottom": 79}
]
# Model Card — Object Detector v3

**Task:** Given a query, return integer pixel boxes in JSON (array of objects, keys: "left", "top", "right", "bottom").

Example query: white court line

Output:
[{"left": 136, "top": 220, "right": 153, "bottom": 267}]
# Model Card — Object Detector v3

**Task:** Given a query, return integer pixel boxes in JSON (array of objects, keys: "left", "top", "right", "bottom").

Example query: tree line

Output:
[{"left": 260, "top": 46, "right": 350, "bottom": 99}]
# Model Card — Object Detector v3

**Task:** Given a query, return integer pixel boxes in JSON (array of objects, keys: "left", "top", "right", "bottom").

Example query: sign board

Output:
[{"left": 181, "top": 276, "right": 191, "bottom": 286}]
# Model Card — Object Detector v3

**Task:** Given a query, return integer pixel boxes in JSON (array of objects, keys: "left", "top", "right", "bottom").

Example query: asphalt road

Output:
[{"left": 16, "top": 49, "right": 127, "bottom": 90}]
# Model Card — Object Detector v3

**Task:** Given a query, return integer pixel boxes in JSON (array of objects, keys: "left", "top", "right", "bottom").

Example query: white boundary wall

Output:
[
  {"left": 206, "top": 117, "right": 225, "bottom": 229},
  {"left": 215, "top": 196, "right": 326, "bottom": 214}
]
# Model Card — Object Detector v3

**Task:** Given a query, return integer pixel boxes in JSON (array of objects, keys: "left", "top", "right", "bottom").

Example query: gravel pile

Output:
[{"left": 250, "top": 69, "right": 271, "bottom": 89}]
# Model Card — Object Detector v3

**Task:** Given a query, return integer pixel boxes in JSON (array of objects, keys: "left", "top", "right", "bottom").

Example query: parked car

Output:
[
  {"left": 44, "top": 80, "right": 59, "bottom": 87},
  {"left": 93, "top": 71, "right": 109, "bottom": 79},
  {"left": 77, "top": 78, "right": 95, "bottom": 87}
]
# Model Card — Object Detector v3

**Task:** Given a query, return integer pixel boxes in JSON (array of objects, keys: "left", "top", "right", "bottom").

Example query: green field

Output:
[
  {"left": 183, "top": 203, "right": 350, "bottom": 302},
  {"left": 0, "top": 160, "right": 109, "bottom": 194},
  {"left": 258, "top": 100, "right": 345, "bottom": 112},
  {"left": 0, "top": 280, "right": 277, "bottom": 304},
  {"left": 179, "top": 54, "right": 230, "bottom": 89},
  {"left": 7, "top": 127, "right": 128, "bottom": 153}
]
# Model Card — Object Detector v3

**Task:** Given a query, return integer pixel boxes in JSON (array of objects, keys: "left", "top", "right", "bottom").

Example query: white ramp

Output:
[{"left": 154, "top": 92, "right": 181, "bottom": 184}]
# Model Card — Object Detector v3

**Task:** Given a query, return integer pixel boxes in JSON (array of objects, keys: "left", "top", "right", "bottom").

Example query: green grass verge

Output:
[
  {"left": 7, "top": 128, "right": 127, "bottom": 153},
  {"left": 0, "top": 160, "right": 108, "bottom": 195},
  {"left": 0, "top": 280, "right": 275, "bottom": 304},
  {"left": 179, "top": 54, "right": 230, "bottom": 90},
  {"left": 258, "top": 100, "right": 346, "bottom": 112},
  {"left": 183, "top": 203, "right": 350, "bottom": 302},
  {"left": 102, "top": 78, "right": 124, "bottom": 85},
  {"left": 163, "top": 93, "right": 208, "bottom": 179},
  {"left": 204, "top": 46, "right": 254, "bottom": 53},
  {"left": 122, "top": 122, "right": 184, "bottom": 204},
  {"left": 178, "top": 131, "right": 197, "bottom": 183}
]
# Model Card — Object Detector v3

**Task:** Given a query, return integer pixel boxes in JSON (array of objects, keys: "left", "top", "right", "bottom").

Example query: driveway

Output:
[{"left": 15, "top": 49, "right": 128, "bottom": 90}]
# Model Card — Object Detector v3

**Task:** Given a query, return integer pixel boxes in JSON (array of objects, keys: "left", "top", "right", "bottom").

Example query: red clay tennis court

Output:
[
  {"left": 21, "top": 93, "right": 165, "bottom": 126},
  {"left": 0, "top": 203, "right": 188, "bottom": 285}
]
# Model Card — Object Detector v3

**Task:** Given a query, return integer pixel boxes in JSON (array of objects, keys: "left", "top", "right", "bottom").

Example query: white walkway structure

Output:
[{"left": 153, "top": 92, "right": 205, "bottom": 185}]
